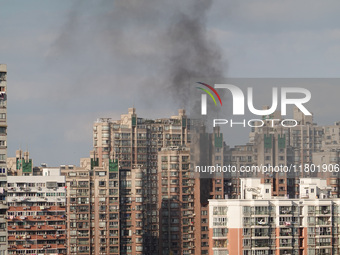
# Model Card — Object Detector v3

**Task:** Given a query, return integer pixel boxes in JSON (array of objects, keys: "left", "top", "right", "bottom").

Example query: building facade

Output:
[
  {"left": 225, "top": 107, "right": 336, "bottom": 200},
  {"left": 0, "top": 64, "right": 8, "bottom": 255},
  {"left": 209, "top": 178, "right": 340, "bottom": 255},
  {"left": 73, "top": 108, "right": 223, "bottom": 255},
  {"left": 6, "top": 168, "right": 67, "bottom": 254}
]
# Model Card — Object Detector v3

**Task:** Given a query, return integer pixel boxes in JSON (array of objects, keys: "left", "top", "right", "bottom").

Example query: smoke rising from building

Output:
[{"left": 48, "top": 0, "right": 227, "bottom": 118}]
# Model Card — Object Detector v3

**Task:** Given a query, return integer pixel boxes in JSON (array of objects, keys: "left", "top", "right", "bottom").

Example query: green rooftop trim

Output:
[
  {"left": 91, "top": 158, "right": 99, "bottom": 169},
  {"left": 214, "top": 133, "right": 223, "bottom": 148},
  {"left": 278, "top": 134, "right": 286, "bottom": 149},
  {"left": 132, "top": 116, "right": 136, "bottom": 126},
  {"left": 16, "top": 158, "right": 21, "bottom": 170},
  {"left": 262, "top": 114, "right": 274, "bottom": 120},
  {"left": 109, "top": 159, "right": 119, "bottom": 172},
  {"left": 22, "top": 159, "right": 32, "bottom": 173},
  {"left": 182, "top": 117, "right": 186, "bottom": 127},
  {"left": 264, "top": 134, "right": 273, "bottom": 149},
  {"left": 16, "top": 158, "right": 33, "bottom": 172}
]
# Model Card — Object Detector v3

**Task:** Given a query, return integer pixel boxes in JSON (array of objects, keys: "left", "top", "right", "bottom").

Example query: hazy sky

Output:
[{"left": 1, "top": 0, "right": 340, "bottom": 166}]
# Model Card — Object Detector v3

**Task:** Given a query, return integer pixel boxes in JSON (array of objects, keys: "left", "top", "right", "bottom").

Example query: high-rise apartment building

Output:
[
  {"left": 312, "top": 122, "right": 340, "bottom": 197},
  {"left": 225, "top": 107, "right": 326, "bottom": 199},
  {"left": 81, "top": 108, "right": 223, "bottom": 255},
  {"left": 91, "top": 108, "right": 191, "bottom": 255},
  {"left": 61, "top": 165, "right": 92, "bottom": 254},
  {"left": 0, "top": 64, "right": 8, "bottom": 255},
  {"left": 6, "top": 167, "right": 67, "bottom": 254},
  {"left": 157, "top": 147, "right": 194, "bottom": 255}
]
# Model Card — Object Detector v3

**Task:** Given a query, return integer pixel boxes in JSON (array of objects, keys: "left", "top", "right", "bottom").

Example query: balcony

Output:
[{"left": 316, "top": 209, "right": 331, "bottom": 215}]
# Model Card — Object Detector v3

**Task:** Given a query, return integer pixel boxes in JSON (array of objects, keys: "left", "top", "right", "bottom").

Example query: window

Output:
[
  {"left": 213, "top": 217, "right": 227, "bottom": 226},
  {"left": 213, "top": 207, "right": 227, "bottom": 215},
  {"left": 266, "top": 189, "right": 269, "bottom": 193},
  {"left": 0, "top": 113, "right": 5, "bottom": 119}
]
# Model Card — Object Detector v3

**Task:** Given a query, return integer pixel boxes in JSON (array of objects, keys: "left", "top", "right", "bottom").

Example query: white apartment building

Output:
[{"left": 209, "top": 178, "right": 340, "bottom": 255}]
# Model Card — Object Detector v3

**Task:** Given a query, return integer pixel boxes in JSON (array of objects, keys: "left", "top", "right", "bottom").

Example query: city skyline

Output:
[
  {"left": 4, "top": 105, "right": 340, "bottom": 255},
  {"left": 2, "top": 1, "right": 340, "bottom": 255}
]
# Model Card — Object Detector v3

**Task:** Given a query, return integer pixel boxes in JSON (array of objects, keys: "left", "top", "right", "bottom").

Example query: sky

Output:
[{"left": 1, "top": 0, "right": 340, "bottom": 166}]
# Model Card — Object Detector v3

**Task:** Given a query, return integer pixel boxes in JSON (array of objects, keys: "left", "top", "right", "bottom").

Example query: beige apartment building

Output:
[
  {"left": 88, "top": 108, "right": 224, "bottom": 255},
  {"left": 225, "top": 107, "right": 329, "bottom": 199}
]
